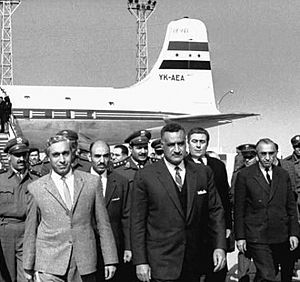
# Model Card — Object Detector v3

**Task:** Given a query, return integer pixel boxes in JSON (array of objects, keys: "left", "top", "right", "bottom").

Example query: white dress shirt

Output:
[
  {"left": 259, "top": 163, "right": 273, "bottom": 183},
  {"left": 163, "top": 158, "right": 186, "bottom": 184},
  {"left": 91, "top": 167, "right": 107, "bottom": 197},
  {"left": 51, "top": 170, "right": 75, "bottom": 204}
]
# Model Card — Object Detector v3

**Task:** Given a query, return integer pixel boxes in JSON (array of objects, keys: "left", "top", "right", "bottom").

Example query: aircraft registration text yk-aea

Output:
[{"left": 159, "top": 74, "right": 185, "bottom": 81}]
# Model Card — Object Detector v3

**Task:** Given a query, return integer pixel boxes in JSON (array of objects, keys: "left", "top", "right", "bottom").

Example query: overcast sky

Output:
[{"left": 10, "top": 0, "right": 300, "bottom": 156}]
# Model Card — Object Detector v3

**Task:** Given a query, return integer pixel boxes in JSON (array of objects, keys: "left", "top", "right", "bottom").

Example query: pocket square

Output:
[
  {"left": 197, "top": 190, "right": 207, "bottom": 195},
  {"left": 111, "top": 197, "right": 120, "bottom": 201}
]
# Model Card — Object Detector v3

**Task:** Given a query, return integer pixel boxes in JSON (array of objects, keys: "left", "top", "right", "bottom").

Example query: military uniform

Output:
[
  {"left": 114, "top": 130, "right": 153, "bottom": 185},
  {"left": 114, "top": 156, "right": 156, "bottom": 184},
  {"left": 230, "top": 144, "right": 257, "bottom": 282},
  {"left": 151, "top": 138, "right": 164, "bottom": 159},
  {"left": 72, "top": 156, "right": 91, "bottom": 172},
  {"left": 284, "top": 135, "right": 300, "bottom": 195},
  {"left": 29, "top": 160, "right": 49, "bottom": 176},
  {"left": 0, "top": 138, "right": 41, "bottom": 282}
]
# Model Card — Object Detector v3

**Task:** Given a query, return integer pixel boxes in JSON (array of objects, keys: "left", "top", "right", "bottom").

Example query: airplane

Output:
[{"left": 3, "top": 17, "right": 258, "bottom": 149}]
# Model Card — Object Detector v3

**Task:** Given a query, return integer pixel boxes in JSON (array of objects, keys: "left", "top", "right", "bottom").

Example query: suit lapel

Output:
[
  {"left": 105, "top": 173, "right": 117, "bottom": 206},
  {"left": 185, "top": 161, "right": 197, "bottom": 222},
  {"left": 253, "top": 164, "right": 271, "bottom": 195},
  {"left": 43, "top": 175, "right": 68, "bottom": 210},
  {"left": 156, "top": 160, "right": 184, "bottom": 219},
  {"left": 72, "top": 170, "right": 84, "bottom": 211}
]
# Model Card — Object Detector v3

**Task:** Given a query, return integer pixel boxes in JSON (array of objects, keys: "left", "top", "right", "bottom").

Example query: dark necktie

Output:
[
  {"left": 61, "top": 177, "right": 72, "bottom": 210},
  {"left": 198, "top": 157, "right": 204, "bottom": 164},
  {"left": 265, "top": 168, "right": 272, "bottom": 186},
  {"left": 175, "top": 166, "right": 182, "bottom": 192}
]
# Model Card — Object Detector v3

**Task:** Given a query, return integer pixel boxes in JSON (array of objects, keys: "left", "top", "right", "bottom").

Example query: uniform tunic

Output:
[{"left": 0, "top": 169, "right": 39, "bottom": 282}]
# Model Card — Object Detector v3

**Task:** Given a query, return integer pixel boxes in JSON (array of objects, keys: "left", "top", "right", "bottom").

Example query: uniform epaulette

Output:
[
  {"left": 113, "top": 157, "right": 130, "bottom": 169},
  {"left": 0, "top": 167, "right": 7, "bottom": 174},
  {"left": 29, "top": 169, "right": 42, "bottom": 177}
]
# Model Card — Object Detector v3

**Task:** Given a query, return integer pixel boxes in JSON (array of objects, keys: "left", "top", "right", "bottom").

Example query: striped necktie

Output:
[{"left": 175, "top": 166, "right": 182, "bottom": 192}]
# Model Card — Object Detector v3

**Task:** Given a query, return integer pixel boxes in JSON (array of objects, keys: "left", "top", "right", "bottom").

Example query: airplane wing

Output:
[
  {"left": 144, "top": 112, "right": 259, "bottom": 140},
  {"left": 164, "top": 112, "right": 259, "bottom": 128}
]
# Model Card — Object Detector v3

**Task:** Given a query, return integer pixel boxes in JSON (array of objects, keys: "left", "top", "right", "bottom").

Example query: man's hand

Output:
[
  {"left": 123, "top": 250, "right": 132, "bottom": 263},
  {"left": 136, "top": 264, "right": 151, "bottom": 282},
  {"left": 236, "top": 239, "right": 247, "bottom": 253},
  {"left": 290, "top": 236, "right": 299, "bottom": 251},
  {"left": 24, "top": 269, "right": 34, "bottom": 281},
  {"left": 213, "top": 248, "right": 226, "bottom": 272},
  {"left": 104, "top": 265, "right": 116, "bottom": 280}
]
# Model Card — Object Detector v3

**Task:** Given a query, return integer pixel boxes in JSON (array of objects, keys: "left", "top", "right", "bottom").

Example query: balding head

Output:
[{"left": 89, "top": 140, "right": 110, "bottom": 175}]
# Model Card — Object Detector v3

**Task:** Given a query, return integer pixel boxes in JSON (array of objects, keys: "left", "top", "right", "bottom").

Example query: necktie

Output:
[
  {"left": 198, "top": 157, "right": 204, "bottom": 164},
  {"left": 99, "top": 174, "right": 105, "bottom": 197},
  {"left": 175, "top": 166, "right": 183, "bottom": 192},
  {"left": 265, "top": 168, "right": 272, "bottom": 186},
  {"left": 61, "top": 177, "right": 72, "bottom": 210}
]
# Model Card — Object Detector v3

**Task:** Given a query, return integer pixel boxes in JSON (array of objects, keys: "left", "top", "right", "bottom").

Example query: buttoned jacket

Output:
[
  {"left": 234, "top": 163, "right": 299, "bottom": 244},
  {"left": 131, "top": 159, "right": 226, "bottom": 280}
]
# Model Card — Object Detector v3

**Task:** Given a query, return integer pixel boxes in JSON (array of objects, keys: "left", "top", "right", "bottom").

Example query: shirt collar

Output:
[
  {"left": 258, "top": 162, "right": 272, "bottom": 172},
  {"left": 51, "top": 169, "right": 73, "bottom": 181},
  {"left": 163, "top": 157, "right": 185, "bottom": 171},
  {"left": 90, "top": 167, "right": 107, "bottom": 178}
]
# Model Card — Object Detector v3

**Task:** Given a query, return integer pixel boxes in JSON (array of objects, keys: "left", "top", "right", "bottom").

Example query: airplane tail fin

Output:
[{"left": 132, "top": 17, "right": 219, "bottom": 115}]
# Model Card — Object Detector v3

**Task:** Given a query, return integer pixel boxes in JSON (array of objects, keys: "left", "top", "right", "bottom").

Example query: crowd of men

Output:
[{"left": 0, "top": 123, "right": 300, "bottom": 282}]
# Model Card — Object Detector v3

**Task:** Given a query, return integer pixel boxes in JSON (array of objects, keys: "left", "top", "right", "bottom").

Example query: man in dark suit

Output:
[
  {"left": 131, "top": 123, "right": 226, "bottom": 282},
  {"left": 23, "top": 135, "right": 118, "bottom": 282},
  {"left": 88, "top": 140, "right": 133, "bottom": 282},
  {"left": 235, "top": 138, "right": 299, "bottom": 282},
  {"left": 186, "top": 127, "right": 232, "bottom": 282}
]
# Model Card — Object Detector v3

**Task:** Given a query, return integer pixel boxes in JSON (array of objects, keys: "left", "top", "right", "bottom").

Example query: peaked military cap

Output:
[
  {"left": 56, "top": 129, "right": 78, "bottom": 141},
  {"left": 237, "top": 143, "right": 256, "bottom": 159},
  {"left": 236, "top": 143, "right": 256, "bottom": 153},
  {"left": 151, "top": 138, "right": 163, "bottom": 152},
  {"left": 124, "top": 130, "right": 151, "bottom": 146},
  {"left": 4, "top": 136, "right": 30, "bottom": 154},
  {"left": 291, "top": 135, "right": 300, "bottom": 147}
]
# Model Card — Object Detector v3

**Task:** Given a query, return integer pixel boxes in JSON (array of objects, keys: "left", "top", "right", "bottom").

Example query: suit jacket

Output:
[
  {"left": 234, "top": 163, "right": 299, "bottom": 244},
  {"left": 105, "top": 170, "right": 131, "bottom": 259},
  {"left": 186, "top": 154, "right": 232, "bottom": 230},
  {"left": 131, "top": 159, "right": 226, "bottom": 280},
  {"left": 23, "top": 170, "right": 118, "bottom": 276}
]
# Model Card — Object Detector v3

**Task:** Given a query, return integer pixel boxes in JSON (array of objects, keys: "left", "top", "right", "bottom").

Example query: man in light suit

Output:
[
  {"left": 88, "top": 140, "right": 133, "bottom": 282},
  {"left": 23, "top": 135, "right": 118, "bottom": 282},
  {"left": 131, "top": 123, "right": 226, "bottom": 282},
  {"left": 235, "top": 138, "right": 299, "bottom": 282}
]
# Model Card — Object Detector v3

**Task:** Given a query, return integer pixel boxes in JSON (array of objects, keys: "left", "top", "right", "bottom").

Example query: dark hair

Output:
[
  {"left": 255, "top": 138, "right": 276, "bottom": 151},
  {"left": 187, "top": 127, "right": 210, "bottom": 144},
  {"left": 45, "top": 135, "right": 70, "bottom": 156},
  {"left": 114, "top": 144, "right": 129, "bottom": 156},
  {"left": 161, "top": 123, "right": 185, "bottom": 138}
]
